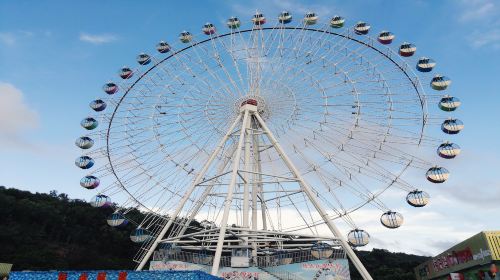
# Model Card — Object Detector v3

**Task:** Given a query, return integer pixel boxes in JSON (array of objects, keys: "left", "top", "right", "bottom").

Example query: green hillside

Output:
[{"left": 0, "top": 186, "right": 428, "bottom": 278}]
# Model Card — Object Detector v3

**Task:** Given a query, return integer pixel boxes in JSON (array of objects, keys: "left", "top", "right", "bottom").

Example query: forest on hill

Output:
[{"left": 0, "top": 186, "right": 429, "bottom": 279}]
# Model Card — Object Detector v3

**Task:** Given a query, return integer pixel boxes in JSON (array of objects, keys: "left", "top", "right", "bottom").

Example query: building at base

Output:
[{"left": 415, "top": 231, "right": 500, "bottom": 280}]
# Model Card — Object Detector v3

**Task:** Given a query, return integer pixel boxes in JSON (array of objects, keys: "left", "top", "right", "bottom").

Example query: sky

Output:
[{"left": 1, "top": 0, "right": 500, "bottom": 257}]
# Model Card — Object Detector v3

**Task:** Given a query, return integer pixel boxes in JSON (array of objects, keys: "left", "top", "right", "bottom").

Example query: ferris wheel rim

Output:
[{"left": 104, "top": 27, "right": 429, "bottom": 203}]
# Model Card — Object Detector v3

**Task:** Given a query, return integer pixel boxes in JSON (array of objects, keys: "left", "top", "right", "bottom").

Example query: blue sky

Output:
[{"left": 1, "top": 0, "right": 499, "bottom": 256}]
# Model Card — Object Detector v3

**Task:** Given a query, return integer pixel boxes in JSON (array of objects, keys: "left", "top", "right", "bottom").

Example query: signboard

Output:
[
  {"left": 149, "top": 260, "right": 208, "bottom": 272},
  {"left": 151, "top": 259, "right": 350, "bottom": 280},
  {"left": 415, "top": 231, "right": 500, "bottom": 280}
]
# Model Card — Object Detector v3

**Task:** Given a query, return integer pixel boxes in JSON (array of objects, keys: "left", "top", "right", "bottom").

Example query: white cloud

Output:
[
  {"left": 468, "top": 29, "right": 500, "bottom": 49},
  {"left": 0, "top": 82, "right": 39, "bottom": 147},
  {"left": 0, "top": 30, "right": 41, "bottom": 46},
  {"left": 459, "top": 0, "right": 496, "bottom": 22},
  {"left": 457, "top": 0, "right": 500, "bottom": 49},
  {"left": 79, "top": 33, "right": 118, "bottom": 44},
  {"left": 0, "top": 32, "right": 17, "bottom": 45}
]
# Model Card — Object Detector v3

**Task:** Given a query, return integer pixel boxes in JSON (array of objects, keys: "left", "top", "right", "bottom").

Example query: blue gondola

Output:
[
  {"left": 278, "top": 11, "right": 292, "bottom": 24},
  {"left": 416, "top": 57, "right": 436, "bottom": 72},
  {"left": 90, "top": 194, "right": 111, "bottom": 208},
  {"left": 75, "top": 156, "right": 94, "bottom": 169},
  {"left": 137, "top": 53, "right": 151, "bottom": 65},
  {"left": 103, "top": 82, "right": 118, "bottom": 94},
  {"left": 439, "top": 95, "right": 461, "bottom": 112},
  {"left": 107, "top": 212, "right": 128, "bottom": 227},
  {"left": 441, "top": 118, "right": 464, "bottom": 134},
  {"left": 130, "top": 228, "right": 152, "bottom": 243},
  {"left": 89, "top": 99, "right": 107, "bottom": 112},
  {"left": 80, "top": 175, "right": 100, "bottom": 189}
]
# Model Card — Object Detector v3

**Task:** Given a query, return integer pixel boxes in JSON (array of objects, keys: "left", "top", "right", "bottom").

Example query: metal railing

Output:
[
  {"left": 152, "top": 247, "right": 346, "bottom": 280},
  {"left": 256, "top": 248, "right": 346, "bottom": 268}
]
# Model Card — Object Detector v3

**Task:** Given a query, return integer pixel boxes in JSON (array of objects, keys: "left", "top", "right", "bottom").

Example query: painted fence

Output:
[{"left": 9, "top": 270, "right": 221, "bottom": 280}]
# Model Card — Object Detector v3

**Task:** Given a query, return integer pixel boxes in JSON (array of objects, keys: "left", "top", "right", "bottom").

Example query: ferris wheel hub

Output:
[
  {"left": 240, "top": 99, "right": 258, "bottom": 106},
  {"left": 235, "top": 95, "right": 268, "bottom": 117}
]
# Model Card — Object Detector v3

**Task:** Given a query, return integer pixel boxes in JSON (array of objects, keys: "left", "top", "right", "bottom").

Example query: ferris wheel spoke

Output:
[{"left": 177, "top": 43, "right": 240, "bottom": 99}]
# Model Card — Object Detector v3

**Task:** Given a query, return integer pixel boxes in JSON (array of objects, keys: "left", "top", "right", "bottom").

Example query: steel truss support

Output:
[
  {"left": 135, "top": 114, "right": 242, "bottom": 271},
  {"left": 253, "top": 113, "right": 373, "bottom": 280},
  {"left": 211, "top": 109, "right": 250, "bottom": 275},
  {"left": 137, "top": 105, "right": 373, "bottom": 280}
]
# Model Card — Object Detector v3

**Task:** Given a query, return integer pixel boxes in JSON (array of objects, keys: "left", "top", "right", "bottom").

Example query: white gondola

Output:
[
  {"left": 437, "top": 142, "right": 461, "bottom": 159},
  {"left": 406, "top": 190, "right": 430, "bottom": 207},
  {"left": 304, "top": 12, "right": 318, "bottom": 25},
  {"left": 441, "top": 118, "right": 464, "bottom": 134},
  {"left": 75, "top": 136, "right": 94, "bottom": 149},
  {"left": 380, "top": 211, "right": 404, "bottom": 229},
  {"left": 426, "top": 166, "right": 450, "bottom": 183},
  {"left": 347, "top": 229, "right": 370, "bottom": 247}
]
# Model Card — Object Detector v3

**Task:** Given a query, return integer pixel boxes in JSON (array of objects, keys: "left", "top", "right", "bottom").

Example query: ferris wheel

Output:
[{"left": 75, "top": 10, "right": 463, "bottom": 279}]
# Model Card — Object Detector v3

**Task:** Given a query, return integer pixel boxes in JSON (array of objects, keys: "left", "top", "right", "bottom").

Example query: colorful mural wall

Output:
[{"left": 415, "top": 231, "right": 500, "bottom": 280}]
